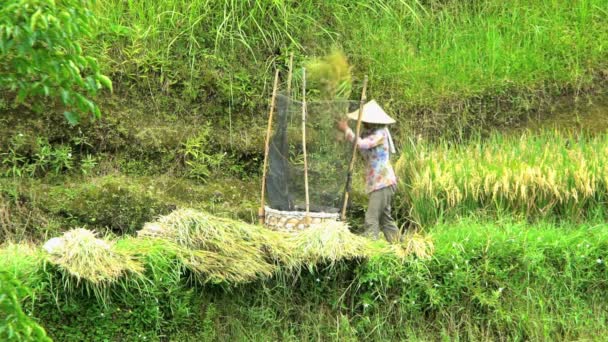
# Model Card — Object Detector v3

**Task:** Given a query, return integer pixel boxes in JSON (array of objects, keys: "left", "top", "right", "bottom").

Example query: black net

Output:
[{"left": 266, "top": 93, "right": 359, "bottom": 213}]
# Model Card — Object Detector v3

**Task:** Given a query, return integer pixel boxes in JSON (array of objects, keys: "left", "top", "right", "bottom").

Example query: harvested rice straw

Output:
[
  {"left": 44, "top": 229, "right": 143, "bottom": 284},
  {"left": 180, "top": 249, "right": 275, "bottom": 284},
  {"left": 140, "top": 209, "right": 435, "bottom": 282},
  {"left": 144, "top": 209, "right": 292, "bottom": 281},
  {"left": 289, "top": 221, "right": 368, "bottom": 267}
]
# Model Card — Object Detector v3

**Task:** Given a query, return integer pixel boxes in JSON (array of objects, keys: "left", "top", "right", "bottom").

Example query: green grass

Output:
[
  {"left": 2, "top": 217, "right": 607, "bottom": 340},
  {"left": 90, "top": 0, "right": 608, "bottom": 133},
  {"left": 2, "top": 1, "right": 608, "bottom": 340}
]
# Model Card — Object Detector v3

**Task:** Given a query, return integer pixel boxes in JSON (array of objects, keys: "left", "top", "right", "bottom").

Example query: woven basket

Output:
[{"left": 264, "top": 206, "right": 339, "bottom": 232}]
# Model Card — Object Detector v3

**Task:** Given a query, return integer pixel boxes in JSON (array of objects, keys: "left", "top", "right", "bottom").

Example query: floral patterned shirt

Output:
[{"left": 345, "top": 127, "right": 397, "bottom": 194}]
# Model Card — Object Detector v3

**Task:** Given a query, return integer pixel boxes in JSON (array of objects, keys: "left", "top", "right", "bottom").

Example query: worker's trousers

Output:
[{"left": 364, "top": 185, "right": 400, "bottom": 243}]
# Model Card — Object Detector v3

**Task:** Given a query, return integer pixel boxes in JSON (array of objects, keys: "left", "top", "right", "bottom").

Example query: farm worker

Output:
[{"left": 337, "top": 100, "right": 400, "bottom": 243}]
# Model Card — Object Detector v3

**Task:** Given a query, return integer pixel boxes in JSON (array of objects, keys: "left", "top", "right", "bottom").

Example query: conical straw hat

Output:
[{"left": 347, "top": 100, "right": 396, "bottom": 125}]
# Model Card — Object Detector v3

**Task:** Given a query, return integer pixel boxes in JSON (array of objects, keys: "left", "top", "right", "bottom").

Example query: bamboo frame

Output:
[
  {"left": 258, "top": 69, "right": 280, "bottom": 224},
  {"left": 301, "top": 67, "right": 310, "bottom": 217},
  {"left": 341, "top": 76, "right": 368, "bottom": 220},
  {"left": 287, "top": 52, "right": 294, "bottom": 96}
]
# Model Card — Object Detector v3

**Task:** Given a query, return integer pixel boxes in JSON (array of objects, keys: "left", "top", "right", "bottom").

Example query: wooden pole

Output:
[
  {"left": 287, "top": 52, "right": 294, "bottom": 96},
  {"left": 302, "top": 67, "right": 310, "bottom": 217},
  {"left": 259, "top": 69, "right": 280, "bottom": 225},
  {"left": 341, "top": 76, "right": 368, "bottom": 221}
]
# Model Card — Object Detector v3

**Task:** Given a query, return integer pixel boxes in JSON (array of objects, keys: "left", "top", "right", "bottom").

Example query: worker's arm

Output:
[{"left": 344, "top": 127, "right": 384, "bottom": 150}]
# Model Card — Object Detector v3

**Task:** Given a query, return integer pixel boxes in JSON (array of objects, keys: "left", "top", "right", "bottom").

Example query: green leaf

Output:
[
  {"left": 93, "top": 105, "right": 101, "bottom": 119},
  {"left": 2, "top": 0, "right": 105, "bottom": 123},
  {"left": 97, "top": 74, "right": 113, "bottom": 93},
  {"left": 64, "top": 111, "right": 80, "bottom": 125},
  {"left": 30, "top": 9, "right": 42, "bottom": 31},
  {"left": 85, "top": 56, "right": 99, "bottom": 71},
  {"left": 16, "top": 88, "right": 28, "bottom": 103},
  {"left": 60, "top": 89, "right": 70, "bottom": 105}
]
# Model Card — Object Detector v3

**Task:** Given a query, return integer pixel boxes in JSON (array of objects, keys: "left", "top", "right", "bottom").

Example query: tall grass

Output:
[
  {"left": 396, "top": 131, "right": 608, "bottom": 226},
  {"left": 90, "top": 0, "right": 608, "bottom": 129}
]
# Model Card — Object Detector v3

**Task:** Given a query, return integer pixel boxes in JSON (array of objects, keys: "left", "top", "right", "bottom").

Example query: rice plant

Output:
[
  {"left": 141, "top": 209, "right": 293, "bottom": 282},
  {"left": 396, "top": 131, "right": 608, "bottom": 226},
  {"left": 4, "top": 212, "right": 608, "bottom": 340},
  {"left": 140, "top": 209, "right": 435, "bottom": 279}
]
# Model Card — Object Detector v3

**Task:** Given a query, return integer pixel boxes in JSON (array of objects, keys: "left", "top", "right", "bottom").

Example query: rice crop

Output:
[
  {"left": 139, "top": 209, "right": 434, "bottom": 278},
  {"left": 306, "top": 49, "right": 352, "bottom": 99},
  {"left": 396, "top": 131, "right": 608, "bottom": 226},
  {"left": 391, "top": 232, "right": 435, "bottom": 260},
  {"left": 5, "top": 211, "right": 608, "bottom": 340}
]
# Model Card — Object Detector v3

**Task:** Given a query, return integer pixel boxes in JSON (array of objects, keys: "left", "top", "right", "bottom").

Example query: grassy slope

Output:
[
  {"left": 2, "top": 0, "right": 607, "bottom": 243},
  {"left": 91, "top": 0, "right": 608, "bottom": 135},
  {"left": 1, "top": 218, "right": 607, "bottom": 341}
]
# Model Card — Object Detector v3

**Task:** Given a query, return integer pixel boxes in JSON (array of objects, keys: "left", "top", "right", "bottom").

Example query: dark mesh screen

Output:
[{"left": 266, "top": 93, "right": 359, "bottom": 213}]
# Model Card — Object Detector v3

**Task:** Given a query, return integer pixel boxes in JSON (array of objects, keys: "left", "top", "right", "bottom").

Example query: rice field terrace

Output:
[
  {"left": 2, "top": 0, "right": 608, "bottom": 341},
  {"left": 396, "top": 131, "right": 608, "bottom": 226}
]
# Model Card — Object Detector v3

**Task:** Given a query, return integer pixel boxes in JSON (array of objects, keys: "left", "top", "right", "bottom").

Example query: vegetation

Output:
[
  {"left": 0, "top": 271, "right": 51, "bottom": 341},
  {"left": 88, "top": 0, "right": 608, "bottom": 135},
  {"left": 1, "top": 0, "right": 608, "bottom": 341},
  {"left": 1, "top": 216, "right": 607, "bottom": 340},
  {"left": 396, "top": 131, "right": 608, "bottom": 226},
  {"left": 0, "top": 0, "right": 111, "bottom": 124}
]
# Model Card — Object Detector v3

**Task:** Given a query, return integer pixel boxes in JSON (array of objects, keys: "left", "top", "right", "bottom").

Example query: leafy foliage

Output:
[
  {"left": 180, "top": 124, "right": 225, "bottom": 182},
  {"left": 0, "top": 271, "right": 51, "bottom": 342},
  {"left": 1, "top": 133, "right": 79, "bottom": 177},
  {"left": 0, "top": 0, "right": 111, "bottom": 124}
]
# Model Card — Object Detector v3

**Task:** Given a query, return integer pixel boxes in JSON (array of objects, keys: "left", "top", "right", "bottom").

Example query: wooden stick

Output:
[
  {"left": 287, "top": 52, "right": 294, "bottom": 96},
  {"left": 302, "top": 67, "right": 310, "bottom": 216},
  {"left": 259, "top": 69, "right": 280, "bottom": 225},
  {"left": 341, "top": 75, "right": 368, "bottom": 221}
]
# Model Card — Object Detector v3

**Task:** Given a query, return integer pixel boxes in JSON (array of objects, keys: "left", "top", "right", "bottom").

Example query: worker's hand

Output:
[{"left": 337, "top": 119, "right": 349, "bottom": 132}]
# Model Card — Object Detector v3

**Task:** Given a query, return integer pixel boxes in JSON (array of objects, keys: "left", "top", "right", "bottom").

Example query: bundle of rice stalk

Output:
[
  {"left": 43, "top": 229, "right": 143, "bottom": 284},
  {"left": 290, "top": 221, "right": 368, "bottom": 267},
  {"left": 155, "top": 209, "right": 266, "bottom": 251},
  {"left": 180, "top": 249, "right": 275, "bottom": 284},
  {"left": 306, "top": 48, "right": 352, "bottom": 99},
  {"left": 255, "top": 228, "right": 300, "bottom": 269},
  {"left": 145, "top": 209, "right": 291, "bottom": 282},
  {"left": 391, "top": 232, "right": 435, "bottom": 260}
]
